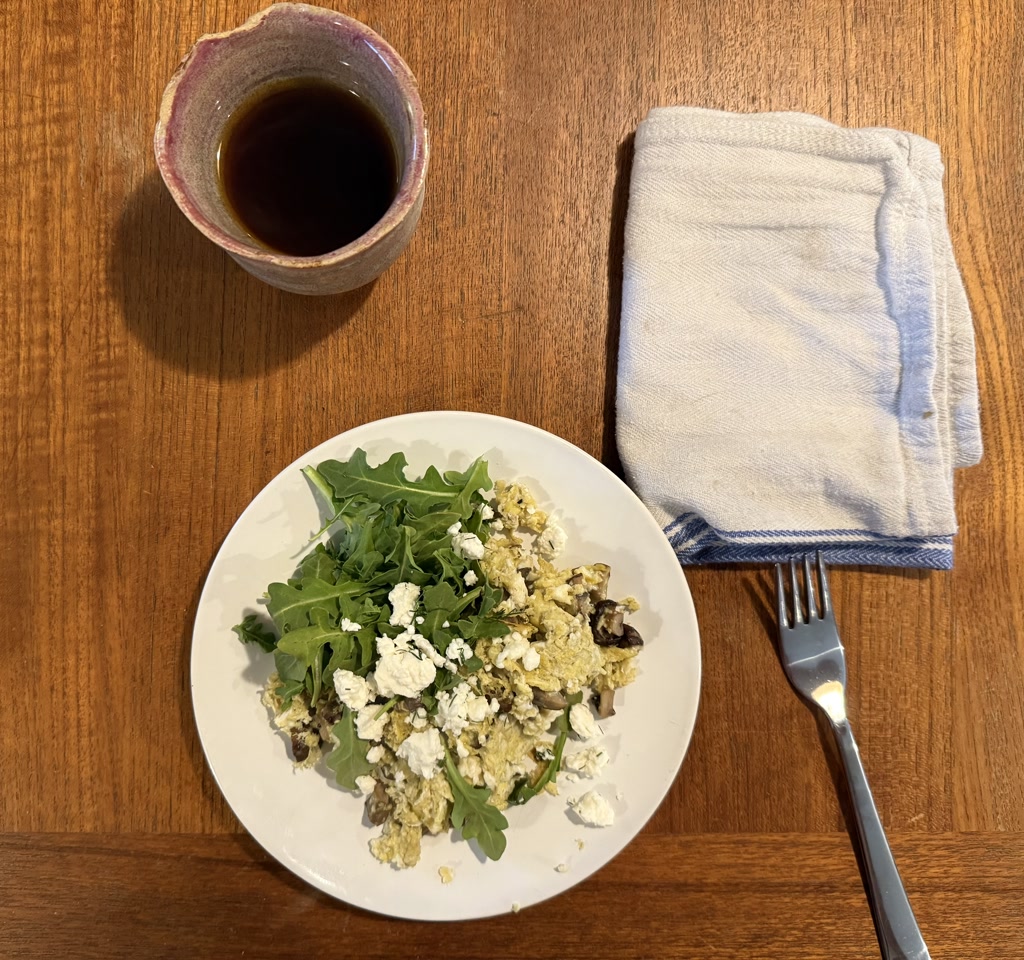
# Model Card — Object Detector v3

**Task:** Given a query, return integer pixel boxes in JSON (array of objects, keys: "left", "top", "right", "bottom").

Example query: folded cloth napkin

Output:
[{"left": 616, "top": 107, "right": 982, "bottom": 568}]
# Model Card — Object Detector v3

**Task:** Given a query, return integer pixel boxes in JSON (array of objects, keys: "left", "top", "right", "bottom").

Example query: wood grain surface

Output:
[{"left": 1, "top": 0, "right": 1022, "bottom": 957}]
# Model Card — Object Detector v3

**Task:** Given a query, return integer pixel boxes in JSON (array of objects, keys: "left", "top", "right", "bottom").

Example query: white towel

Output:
[{"left": 616, "top": 107, "right": 982, "bottom": 568}]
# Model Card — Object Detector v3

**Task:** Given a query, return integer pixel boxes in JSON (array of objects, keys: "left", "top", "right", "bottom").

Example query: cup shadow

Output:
[{"left": 110, "top": 172, "right": 375, "bottom": 378}]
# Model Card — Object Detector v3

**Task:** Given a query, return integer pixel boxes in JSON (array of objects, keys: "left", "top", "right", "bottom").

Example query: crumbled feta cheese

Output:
[
  {"left": 446, "top": 521, "right": 462, "bottom": 536},
  {"left": 521, "top": 647, "right": 541, "bottom": 672},
  {"left": 355, "top": 775, "right": 376, "bottom": 795},
  {"left": 463, "top": 569, "right": 479, "bottom": 586},
  {"left": 332, "top": 669, "right": 377, "bottom": 711},
  {"left": 555, "top": 863, "right": 569, "bottom": 873},
  {"left": 387, "top": 581, "right": 420, "bottom": 627},
  {"left": 439, "top": 866, "right": 455, "bottom": 884},
  {"left": 489, "top": 698, "right": 500, "bottom": 713},
  {"left": 374, "top": 633, "right": 436, "bottom": 697},
  {"left": 496, "top": 631, "right": 530, "bottom": 668},
  {"left": 415, "top": 615, "right": 425, "bottom": 624},
  {"left": 478, "top": 503, "right": 494, "bottom": 520},
  {"left": 435, "top": 683, "right": 491, "bottom": 735},
  {"left": 570, "top": 790, "right": 615, "bottom": 827},
  {"left": 451, "top": 530, "right": 485, "bottom": 560},
  {"left": 490, "top": 519, "right": 505, "bottom": 532},
  {"left": 442, "top": 620, "right": 450, "bottom": 628},
  {"left": 396, "top": 728, "right": 444, "bottom": 779},
  {"left": 563, "top": 772, "right": 579, "bottom": 783},
  {"left": 366, "top": 745, "right": 385, "bottom": 763},
  {"left": 339, "top": 618, "right": 362, "bottom": 632},
  {"left": 455, "top": 740, "right": 470, "bottom": 759},
  {"left": 413, "top": 633, "right": 447, "bottom": 669},
  {"left": 569, "top": 703, "right": 601, "bottom": 740},
  {"left": 355, "top": 704, "right": 388, "bottom": 741},
  {"left": 536, "top": 521, "right": 567, "bottom": 559},
  {"left": 564, "top": 746, "right": 610, "bottom": 777},
  {"left": 466, "top": 695, "right": 490, "bottom": 723},
  {"left": 412, "top": 713, "right": 428, "bottom": 730},
  {"left": 446, "top": 636, "right": 473, "bottom": 663}
]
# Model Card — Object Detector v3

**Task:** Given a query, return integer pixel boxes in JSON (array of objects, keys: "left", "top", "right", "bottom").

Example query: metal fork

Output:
[{"left": 775, "top": 553, "right": 930, "bottom": 960}]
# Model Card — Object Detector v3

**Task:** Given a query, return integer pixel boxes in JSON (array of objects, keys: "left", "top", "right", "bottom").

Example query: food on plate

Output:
[{"left": 233, "top": 448, "right": 644, "bottom": 867}]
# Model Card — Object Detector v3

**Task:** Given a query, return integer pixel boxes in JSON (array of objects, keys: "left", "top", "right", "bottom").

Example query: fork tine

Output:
[
  {"left": 789, "top": 559, "right": 804, "bottom": 623},
  {"left": 816, "top": 550, "right": 832, "bottom": 617},
  {"left": 804, "top": 555, "right": 818, "bottom": 618},
  {"left": 774, "top": 563, "right": 789, "bottom": 629}
]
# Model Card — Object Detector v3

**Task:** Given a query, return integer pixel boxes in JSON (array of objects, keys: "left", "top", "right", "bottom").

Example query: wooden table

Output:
[{"left": 2, "top": 1, "right": 1022, "bottom": 957}]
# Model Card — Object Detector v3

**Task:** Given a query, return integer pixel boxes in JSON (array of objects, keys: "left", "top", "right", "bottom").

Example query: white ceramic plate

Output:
[{"left": 191, "top": 411, "right": 701, "bottom": 920}]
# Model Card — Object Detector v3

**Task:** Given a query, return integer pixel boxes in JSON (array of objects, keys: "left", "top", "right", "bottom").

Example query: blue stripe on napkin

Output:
[{"left": 664, "top": 513, "right": 953, "bottom": 569}]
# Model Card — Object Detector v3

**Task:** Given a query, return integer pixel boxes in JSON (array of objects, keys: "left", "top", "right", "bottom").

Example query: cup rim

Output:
[{"left": 153, "top": 2, "right": 428, "bottom": 268}]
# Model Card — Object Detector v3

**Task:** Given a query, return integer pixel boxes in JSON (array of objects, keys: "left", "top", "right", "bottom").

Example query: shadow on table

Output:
[
  {"left": 110, "top": 172, "right": 374, "bottom": 378},
  {"left": 601, "top": 132, "right": 634, "bottom": 478}
]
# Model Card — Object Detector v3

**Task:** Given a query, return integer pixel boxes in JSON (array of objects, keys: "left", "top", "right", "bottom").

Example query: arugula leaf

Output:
[
  {"left": 479, "top": 579, "right": 503, "bottom": 617},
  {"left": 301, "top": 465, "right": 337, "bottom": 510},
  {"left": 232, "top": 614, "right": 277, "bottom": 652},
  {"left": 418, "top": 582, "right": 482, "bottom": 646},
  {"left": 384, "top": 525, "right": 431, "bottom": 586},
  {"left": 455, "top": 616, "right": 510, "bottom": 640},
  {"left": 276, "top": 612, "right": 349, "bottom": 670},
  {"left": 443, "top": 458, "right": 492, "bottom": 519},
  {"left": 299, "top": 545, "right": 338, "bottom": 583},
  {"left": 324, "top": 632, "right": 359, "bottom": 679},
  {"left": 326, "top": 709, "right": 374, "bottom": 790},
  {"left": 267, "top": 577, "right": 367, "bottom": 633},
  {"left": 405, "top": 509, "right": 461, "bottom": 541},
  {"left": 444, "top": 749, "right": 508, "bottom": 861},
  {"left": 430, "top": 546, "right": 467, "bottom": 585},
  {"left": 272, "top": 649, "right": 307, "bottom": 705},
  {"left": 317, "top": 450, "right": 492, "bottom": 520}
]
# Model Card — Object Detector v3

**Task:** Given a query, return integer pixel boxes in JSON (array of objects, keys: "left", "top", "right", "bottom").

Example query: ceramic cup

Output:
[{"left": 153, "top": 3, "right": 428, "bottom": 295}]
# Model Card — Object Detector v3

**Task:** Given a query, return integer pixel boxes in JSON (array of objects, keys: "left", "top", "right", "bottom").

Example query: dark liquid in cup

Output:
[{"left": 218, "top": 78, "right": 399, "bottom": 257}]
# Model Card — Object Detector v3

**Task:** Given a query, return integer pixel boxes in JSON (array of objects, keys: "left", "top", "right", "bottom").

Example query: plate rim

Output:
[{"left": 190, "top": 410, "right": 702, "bottom": 919}]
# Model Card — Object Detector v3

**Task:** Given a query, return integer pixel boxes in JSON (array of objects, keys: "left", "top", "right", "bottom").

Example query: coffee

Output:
[{"left": 217, "top": 78, "right": 399, "bottom": 257}]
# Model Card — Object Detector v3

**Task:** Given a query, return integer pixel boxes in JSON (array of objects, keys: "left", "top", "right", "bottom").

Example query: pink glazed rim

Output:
[{"left": 152, "top": 4, "right": 428, "bottom": 268}]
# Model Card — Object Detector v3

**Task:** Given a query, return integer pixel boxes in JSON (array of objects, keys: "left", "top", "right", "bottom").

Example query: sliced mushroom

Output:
[
  {"left": 594, "top": 688, "right": 616, "bottom": 719},
  {"left": 532, "top": 688, "right": 569, "bottom": 710},
  {"left": 317, "top": 704, "right": 341, "bottom": 727},
  {"left": 589, "top": 564, "right": 610, "bottom": 602},
  {"left": 365, "top": 781, "right": 393, "bottom": 826},
  {"left": 400, "top": 697, "right": 423, "bottom": 712},
  {"left": 569, "top": 574, "right": 595, "bottom": 618},
  {"left": 290, "top": 734, "right": 310, "bottom": 763},
  {"left": 591, "top": 600, "right": 625, "bottom": 645},
  {"left": 619, "top": 624, "right": 644, "bottom": 648}
]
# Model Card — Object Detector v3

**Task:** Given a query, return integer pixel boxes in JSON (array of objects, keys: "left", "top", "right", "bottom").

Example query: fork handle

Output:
[{"left": 830, "top": 718, "right": 930, "bottom": 960}]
